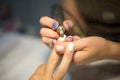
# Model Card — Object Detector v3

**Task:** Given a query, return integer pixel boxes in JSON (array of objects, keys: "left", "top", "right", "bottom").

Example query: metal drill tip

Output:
[
  {"left": 60, "top": 33, "right": 64, "bottom": 37},
  {"left": 57, "top": 25, "right": 65, "bottom": 37}
]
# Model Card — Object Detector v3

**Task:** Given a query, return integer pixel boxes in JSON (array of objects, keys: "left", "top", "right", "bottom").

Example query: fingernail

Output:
[
  {"left": 66, "top": 22, "right": 71, "bottom": 29},
  {"left": 56, "top": 45, "right": 64, "bottom": 52},
  {"left": 52, "top": 22, "right": 58, "bottom": 28},
  {"left": 51, "top": 40, "right": 54, "bottom": 46},
  {"left": 67, "top": 42, "right": 74, "bottom": 52},
  {"left": 67, "top": 36, "right": 74, "bottom": 41},
  {"left": 58, "top": 35, "right": 67, "bottom": 42}
]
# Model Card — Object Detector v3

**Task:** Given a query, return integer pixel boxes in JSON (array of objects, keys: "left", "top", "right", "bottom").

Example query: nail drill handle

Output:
[{"left": 52, "top": 4, "right": 65, "bottom": 37}]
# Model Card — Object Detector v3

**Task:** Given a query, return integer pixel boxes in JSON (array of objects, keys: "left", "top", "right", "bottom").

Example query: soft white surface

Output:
[
  {"left": 0, "top": 34, "right": 51, "bottom": 80},
  {"left": 0, "top": 34, "right": 70, "bottom": 80}
]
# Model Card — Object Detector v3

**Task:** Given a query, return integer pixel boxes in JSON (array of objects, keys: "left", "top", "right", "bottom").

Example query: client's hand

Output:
[
  {"left": 29, "top": 42, "right": 74, "bottom": 80},
  {"left": 56, "top": 36, "right": 113, "bottom": 66}
]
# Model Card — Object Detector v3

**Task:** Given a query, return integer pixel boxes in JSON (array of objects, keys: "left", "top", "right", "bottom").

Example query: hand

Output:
[
  {"left": 55, "top": 36, "right": 113, "bottom": 66},
  {"left": 29, "top": 42, "right": 74, "bottom": 80},
  {"left": 40, "top": 16, "right": 74, "bottom": 48}
]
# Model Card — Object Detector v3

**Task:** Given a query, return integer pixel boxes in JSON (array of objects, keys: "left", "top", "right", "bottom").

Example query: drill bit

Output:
[{"left": 57, "top": 25, "right": 65, "bottom": 37}]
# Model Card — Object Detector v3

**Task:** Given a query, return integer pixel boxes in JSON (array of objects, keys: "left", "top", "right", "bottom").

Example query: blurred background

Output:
[
  {"left": 0, "top": 0, "right": 59, "bottom": 35},
  {"left": 0, "top": 0, "right": 70, "bottom": 80}
]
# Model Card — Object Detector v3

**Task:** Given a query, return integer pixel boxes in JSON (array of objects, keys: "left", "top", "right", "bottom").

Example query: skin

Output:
[
  {"left": 40, "top": 16, "right": 120, "bottom": 66},
  {"left": 60, "top": 0, "right": 120, "bottom": 64},
  {"left": 29, "top": 43, "right": 74, "bottom": 80},
  {"left": 31, "top": 0, "right": 120, "bottom": 79}
]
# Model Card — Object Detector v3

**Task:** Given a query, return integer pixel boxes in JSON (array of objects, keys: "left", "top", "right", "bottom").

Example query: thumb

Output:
[{"left": 73, "top": 39, "right": 87, "bottom": 52}]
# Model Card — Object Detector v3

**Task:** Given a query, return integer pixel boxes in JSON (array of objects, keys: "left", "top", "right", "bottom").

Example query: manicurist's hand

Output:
[
  {"left": 56, "top": 36, "right": 120, "bottom": 66},
  {"left": 29, "top": 42, "right": 74, "bottom": 80},
  {"left": 40, "top": 16, "right": 74, "bottom": 48}
]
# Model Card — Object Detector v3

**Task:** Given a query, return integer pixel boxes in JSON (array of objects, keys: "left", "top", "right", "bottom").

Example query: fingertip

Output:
[
  {"left": 51, "top": 22, "right": 59, "bottom": 29},
  {"left": 55, "top": 39, "right": 66, "bottom": 54},
  {"left": 40, "top": 16, "right": 59, "bottom": 29},
  {"left": 63, "top": 20, "right": 73, "bottom": 31},
  {"left": 49, "top": 40, "right": 57, "bottom": 48},
  {"left": 51, "top": 40, "right": 55, "bottom": 46},
  {"left": 55, "top": 45, "right": 65, "bottom": 54},
  {"left": 66, "top": 42, "right": 74, "bottom": 54},
  {"left": 39, "top": 28, "right": 43, "bottom": 36},
  {"left": 39, "top": 16, "right": 48, "bottom": 24},
  {"left": 65, "top": 36, "right": 74, "bottom": 42}
]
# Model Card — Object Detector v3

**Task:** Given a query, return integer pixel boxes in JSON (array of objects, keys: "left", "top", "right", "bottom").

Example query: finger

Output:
[
  {"left": 55, "top": 41, "right": 70, "bottom": 54},
  {"left": 55, "top": 37, "right": 69, "bottom": 54},
  {"left": 48, "top": 39, "right": 57, "bottom": 48},
  {"left": 46, "top": 47, "right": 60, "bottom": 77},
  {"left": 29, "top": 64, "right": 46, "bottom": 80},
  {"left": 73, "top": 44, "right": 100, "bottom": 66},
  {"left": 55, "top": 37, "right": 85, "bottom": 54},
  {"left": 65, "top": 35, "right": 81, "bottom": 42},
  {"left": 55, "top": 35, "right": 67, "bottom": 54},
  {"left": 63, "top": 20, "right": 74, "bottom": 31},
  {"left": 73, "top": 51, "right": 92, "bottom": 66},
  {"left": 55, "top": 41, "right": 65, "bottom": 54},
  {"left": 35, "top": 64, "right": 47, "bottom": 74},
  {"left": 65, "top": 36, "right": 74, "bottom": 42},
  {"left": 55, "top": 43, "right": 74, "bottom": 80},
  {"left": 40, "top": 16, "right": 59, "bottom": 30},
  {"left": 40, "top": 28, "right": 59, "bottom": 39},
  {"left": 41, "top": 37, "right": 56, "bottom": 47},
  {"left": 73, "top": 38, "right": 87, "bottom": 51}
]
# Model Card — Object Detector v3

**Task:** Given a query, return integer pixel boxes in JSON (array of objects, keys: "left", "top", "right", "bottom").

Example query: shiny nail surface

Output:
[
  {"left": 67, "top": 36, "right": 74, "bottom": 41},
  {"left": 67, "top": 42, "right": 74, "bottom": 52},
  {"left": 66, "top": 22, "right": 71, "bottom": 29},
  {"left": 56, "top": 45, "right": 64, "bottom": 52},
  {"left": 52, "top": 23, "right": 57, "bottom": 28},
  {"left": 51, "top": 40, "right": 54, "bottom": 46}
]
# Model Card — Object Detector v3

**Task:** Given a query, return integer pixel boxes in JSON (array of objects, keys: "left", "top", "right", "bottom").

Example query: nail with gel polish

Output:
[
  {"left": 52, "top": 22, "right": 57, "bottom": 28},
  {"left": 56, "top": 45, "right": 64, "bottom": 52},
  {"left": 67, "top": 42, "right": 74, "bottom": 52},
  {"left": 51, "top": 40, "right": 54, "bottom": 46},
  {"left": 66, "top": 22, "right": 71, "bottom": 29},
  {"left": 67, "top": 36, "right": 74, "bottom": 41}
]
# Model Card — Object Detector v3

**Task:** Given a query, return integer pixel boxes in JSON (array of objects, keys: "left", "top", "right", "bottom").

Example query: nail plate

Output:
[
  {"left": 56, "top": 45, "right": 64, "bottom": 52},
  {"left": 52, "top": 23, "right": 57, "bottom": 28},
  {"left": 67, "top": 36, "right": 74, "bottom": 41},
  {"left": 67, "top": 42, "right": 74, "bottom": 52},
  {"left": 51, "top": 40, "right": 54, "bottom": 46},
  {"left": 66, "top": 22, "right": 71, "bottom": 29}
]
